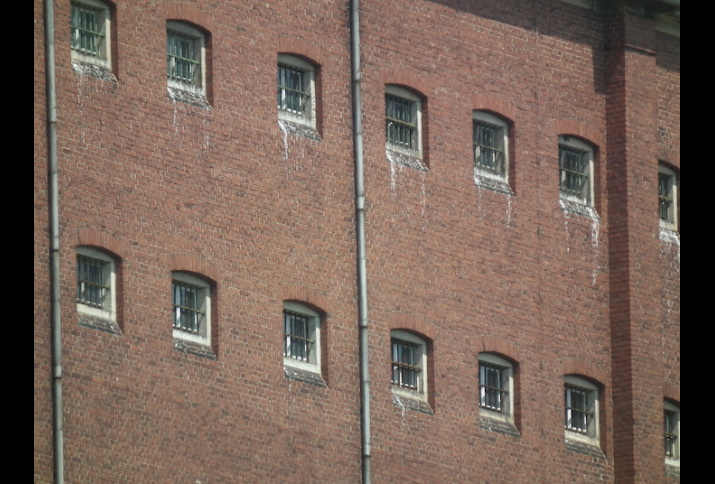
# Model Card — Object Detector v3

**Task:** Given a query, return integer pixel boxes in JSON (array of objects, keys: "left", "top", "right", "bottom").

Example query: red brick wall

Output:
[{"left": 34, "top": 0, "right": 679, "bottom": 483}]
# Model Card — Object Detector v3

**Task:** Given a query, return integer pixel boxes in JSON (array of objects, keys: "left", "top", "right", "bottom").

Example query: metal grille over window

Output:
[
  {"left": 391, "top": 339, "right": 421, "bottom": 391},
  {"left": 565, "top": 385, "right": 591, "bottom": 433},
  {"left": 167, "top": 30, "right": 200, "bottom": 86},
  {"left": 664, "top": 410, "right": 678, "bottom": 457},
  {"left": 659, "top": 172, "right": 675, "bottom": 223},
  {"left": 386, "top": 95, "right": 416, "bottom": 150},
  {"left": 474, "top": 122, "right": 505, "bottom": 175},
  {"left": 559, "top": 146, "right": 589, "bottom": 200},
  {"left": 172, "top": 281, "right": 203, "bottom": 334},
  {"left": 71, "top": 3, "right": 104, "bottom": 57},
  {"left": 479, "top": 363, "right": 506, "bottom": 412},
  {"left": 284, "top": 311, "right": 313, "bottom": 363},
  {"left": 77, "top": 255, "right": 109, "bottom": 308},
  {"left": 278, "top": 64, "right": 309, "bottom": 116}
]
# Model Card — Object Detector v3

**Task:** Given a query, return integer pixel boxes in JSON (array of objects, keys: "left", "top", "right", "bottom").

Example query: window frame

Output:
[
  {"left": 76, "top": 247, "right": 117, "bottom": 322},
  {"left": 70, "top": 0, "right": 112, "bottom": 69},
  {"left": 283, "top": 301, "right": 322, "bottom": 375},
  {"left": 664, "top": 400, "right": 681, "bottom": 467},
  {"left": 166, "top": 21, "right": 207, "bottom": 95},
  {"left": 473, "top": 111, "right": 510, "bottom": 184},
  {"left": 564, "top": 376, "right": 600, "bottom": 446},
  {"left": 277, "top": 54, "right": 317, "bottom": 129},
  {"left": 171, "top": 272, "right": 211, "bottom": 346},
  {"left": 478, "top": 353, "right": 515, "bottom": 424},
  {"left": 390, "top": 330, "right": 428, "bottom": 402},
  {"left": 385, "top": 86, "right": 423, "bottom": 159},
  {"left": 559, "top": 136, "right": 595, "bottom": 207},
  {"left": 658, "top": 163, "right": 679, "bottom": 231}
]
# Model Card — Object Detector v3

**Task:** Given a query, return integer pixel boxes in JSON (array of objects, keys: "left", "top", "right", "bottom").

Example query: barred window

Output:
[
  {"left": 659, "top": 164, "right": 678, "bottom": 230},
  {"left": 564, "top": 376, "right": 599, "bottom": 446},
  {"left": 76, "top": 247, "right": 116, "bottom": 321},
  {"left": 478, "top": 353, "right": 515, "bottom": 424},
  {"left": 480, "top": 363, "right": 504, "bottom": 410},
  {"left": 173, "top": 282, "right": 203, "bottom": 334},
  {"left": 172, "top": 272, "right": 211, "bottom": 345},
  {"left": 278, "top": 65, "right": 308, "bottom": 115},
  {"left": 565, "top": 385, "right": 591, "bottom": 433},
  {"left": 664, "top": 401, "right": 680, "bottom": 465},
  {"left": 277, "top": 55, "right": 316, "bottom": 128},
  {"left": 167, "top": 22, "right": 206, "bottom": 94},
  {"left": 284, "top": 311, "right": 314, "bottom": 363},
  {"left": 77, "top": 254, "right": 110, "bottom": 309},
  {"left": 70, "top": 0, "right": 111, "bottom": 68},
  {"left": 386, "top": 95, "right": 416, "bottom": 150},
  {"left": 664, "top": 410, "right": 677, "bottom": 457},
  {"left": 71, "top": 3, "right": 103, "bottom": 56},
  {"left": 559, "top": 136, "right": 594, "bottom": 207},
  {"left": 474, "top": 112, "right": 509, "bottom": 181},
  {"left": 392, "top": 339, "right": 421, "bottom": 391},
  {"left": 386, "top": 86, "right": 422, "bottom": 157},
  {"left": 390, "top": 330, "right": 428, "bottom": 400},
  {"left": 560, "top": 148, "right": 588, "bottom": 199},
  {"left": 283, "top": 302, "right": 321, "bottom": 374}
]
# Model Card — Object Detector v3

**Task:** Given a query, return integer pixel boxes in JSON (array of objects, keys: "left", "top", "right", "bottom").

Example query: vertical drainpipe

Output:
[
  {"left": 44, "top": 0, "right": 64, "bottom": 483},
  {"left": 350, "top": 0, "right": 372, "bottom": 483}
]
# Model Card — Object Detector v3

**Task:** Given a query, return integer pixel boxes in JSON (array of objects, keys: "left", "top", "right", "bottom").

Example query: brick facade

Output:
[{"left": 35, "top": 0, "right": 679, "bottom": 483}]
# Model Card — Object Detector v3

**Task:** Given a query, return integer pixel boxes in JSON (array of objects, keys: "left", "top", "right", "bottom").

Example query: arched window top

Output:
[{"left": 559, "top": 134, "right": 596, "bottom": 151}]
